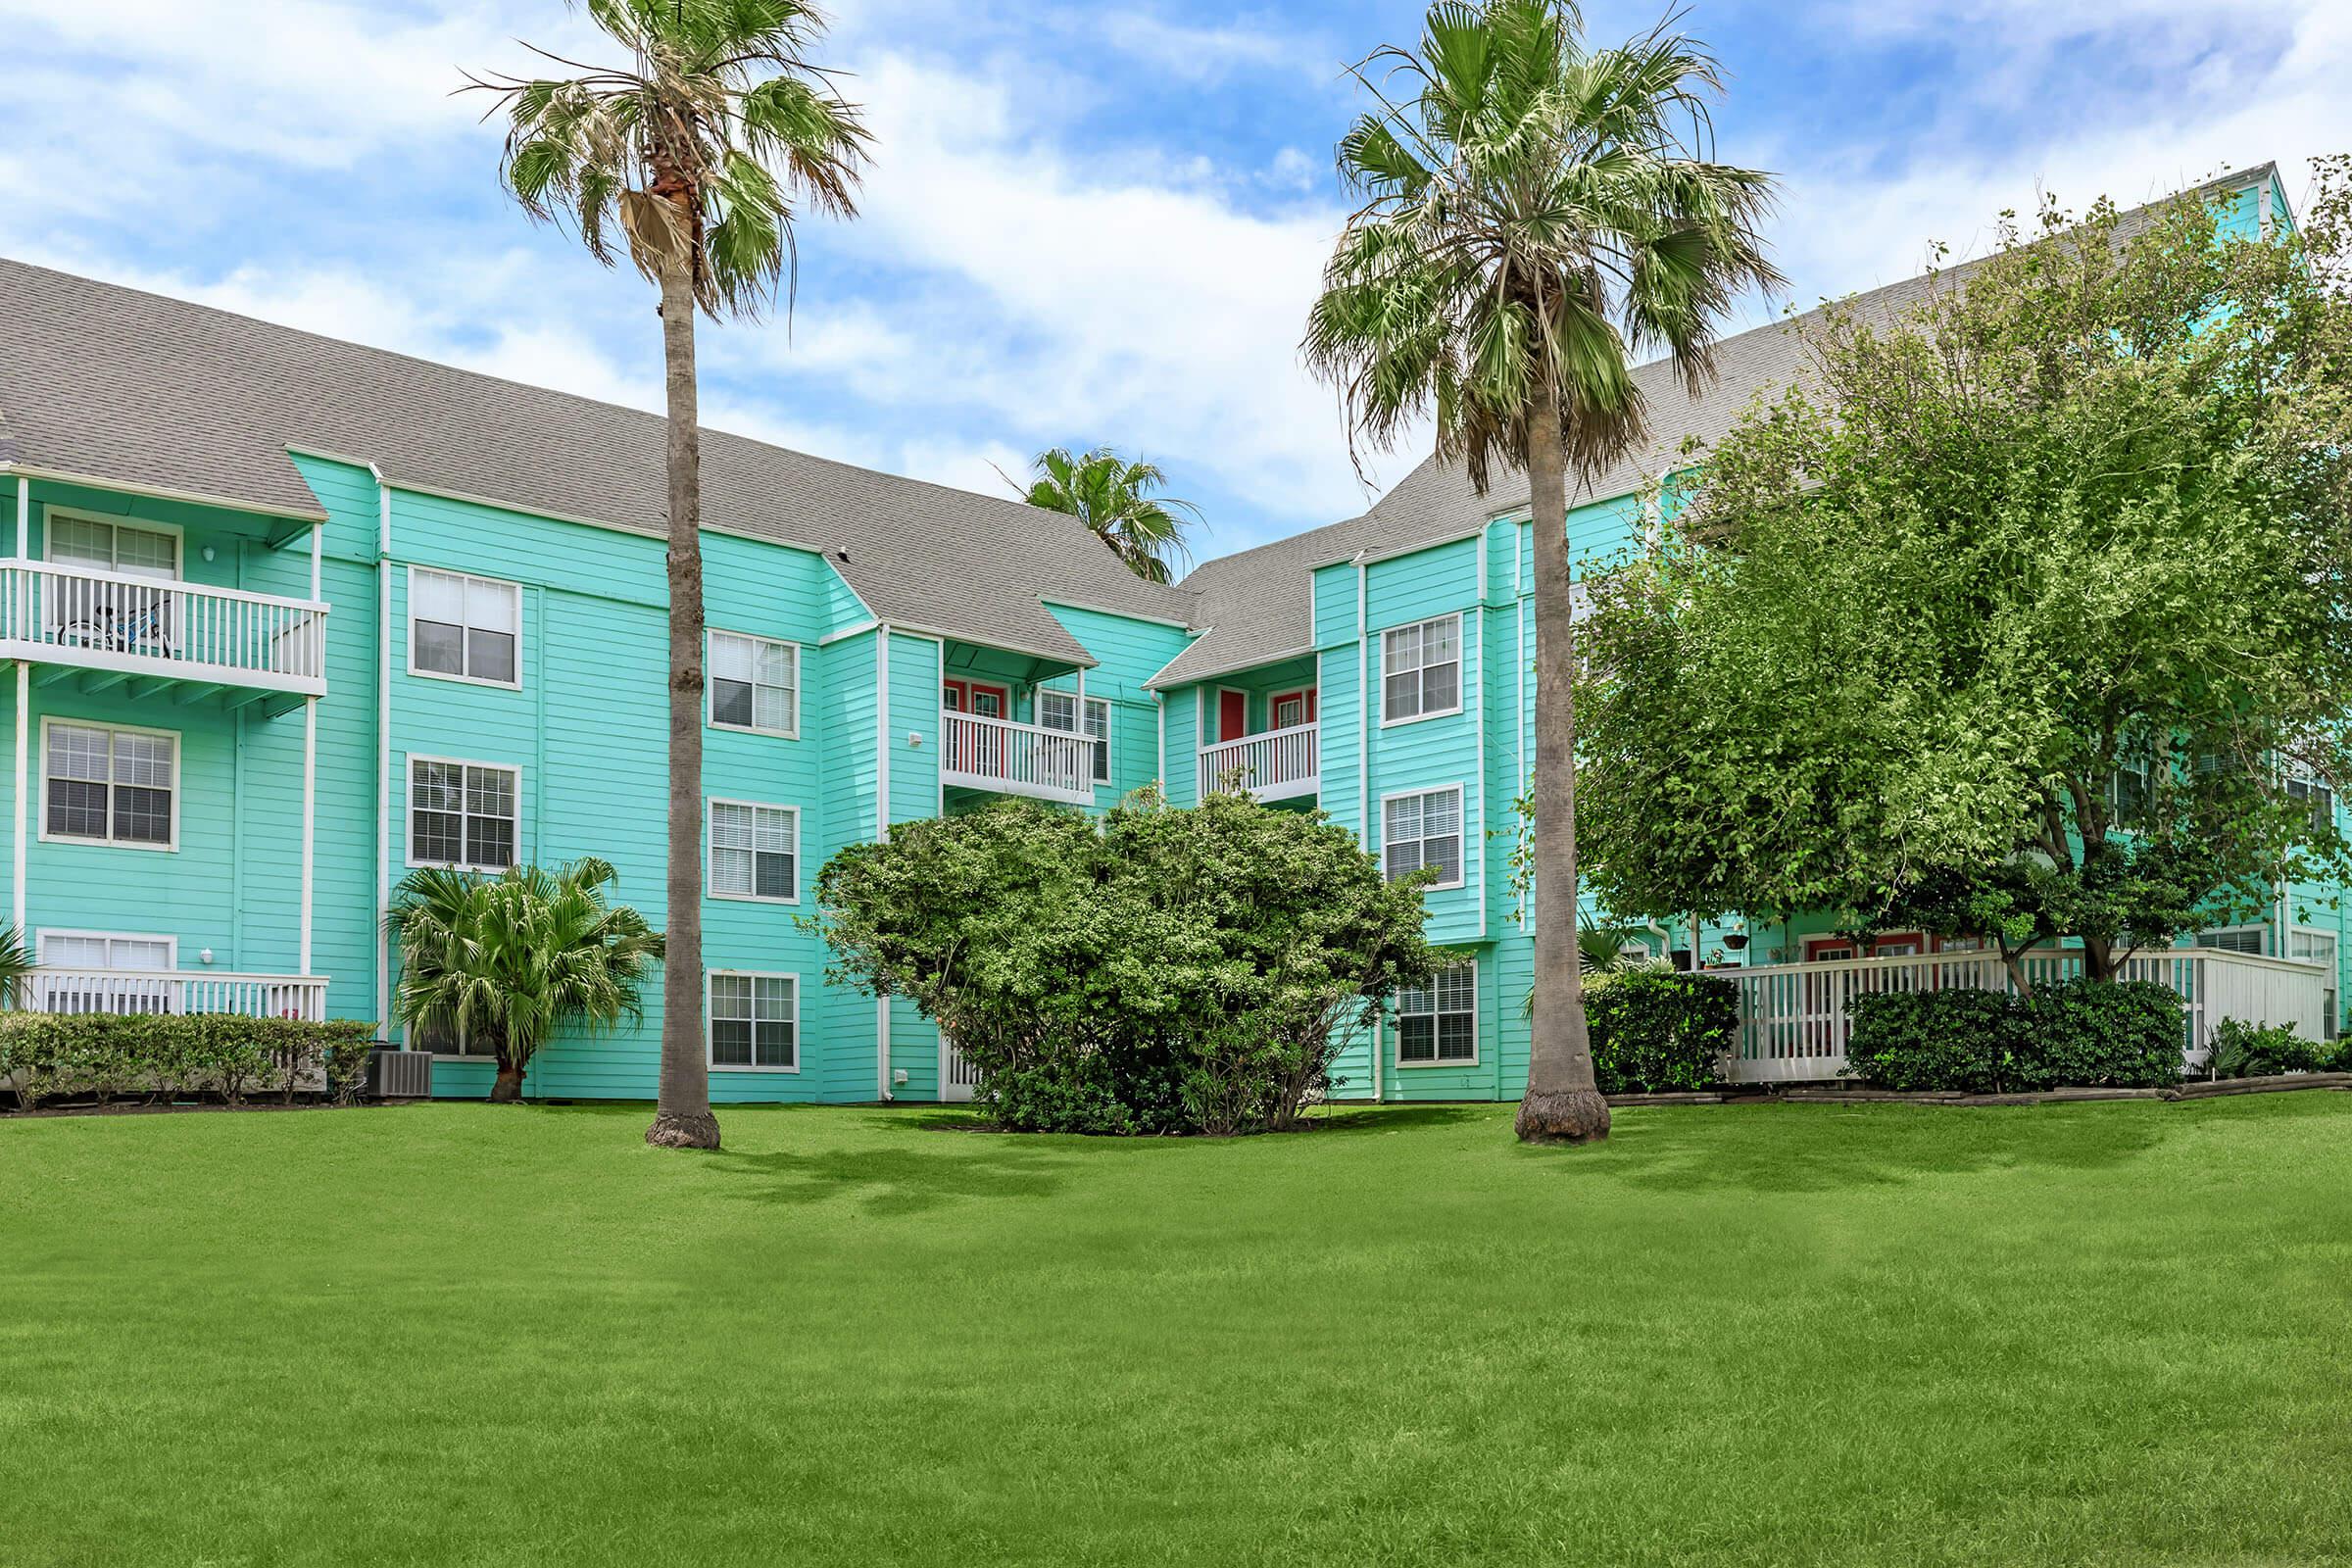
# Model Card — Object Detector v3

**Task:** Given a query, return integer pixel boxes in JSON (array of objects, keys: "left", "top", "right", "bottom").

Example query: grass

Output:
[{"left": 3, "top": 1097, "right": 2350, "bottom": 1567}]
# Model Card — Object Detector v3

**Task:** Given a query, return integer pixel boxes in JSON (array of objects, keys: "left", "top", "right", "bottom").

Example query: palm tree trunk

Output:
[
  {"left": 1515, "top": 379, "right": 1610, "bottom": 1145},
  {"left": 491, "top": 1060, "right": 526, "bottom": 1103},
  {"left": 646, "top": 254, "right": 721, "bottom": 1152}
]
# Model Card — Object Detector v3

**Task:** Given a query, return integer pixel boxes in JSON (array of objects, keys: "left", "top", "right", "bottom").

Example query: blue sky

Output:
[{"left": 0, "top": 0, "right": 2340, "bottom": 564}]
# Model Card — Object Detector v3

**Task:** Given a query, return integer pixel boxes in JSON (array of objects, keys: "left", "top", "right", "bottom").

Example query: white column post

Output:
[
  {"left": 14, "top": 473, "right": 26, "bottom": 561},
  {"left": 300, "top": 696, "right": 317, "bottom": 975},
  {"left": 309, "top": 521, "right": 322, "bottom": 601},
  {"left": 373, "top": 473, "right": 392, "bottom": 1037},
  {"left": 12, "top": 661, "right": 25, "bottom": 938},
  {"left": 1073, "top": 666, "right": 1088, "bottom": 788}
]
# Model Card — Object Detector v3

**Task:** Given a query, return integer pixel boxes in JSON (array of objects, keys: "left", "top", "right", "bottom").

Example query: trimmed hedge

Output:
[
  {"left": 1587, "top": 970, "right": 1737, "bottom": 1094},
  {"left": 1845, "top": 979, "right": 2185, "bottom": 1093},
  {"left": 0, "top": 1012, "right": 378, "bottom": 1110}
]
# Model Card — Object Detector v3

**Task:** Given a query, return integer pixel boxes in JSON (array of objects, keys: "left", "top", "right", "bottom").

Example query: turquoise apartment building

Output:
[{"left": 0, "top": 161, "right": 2335, "bottom": 1101}]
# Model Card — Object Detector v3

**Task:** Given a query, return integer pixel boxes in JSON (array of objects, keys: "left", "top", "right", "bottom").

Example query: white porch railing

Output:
[
  {"left": 27, "top": 969, "right": 330, "bottom": 1022},
  {"left": 1723, "top": 946, "right": 2328, "bottom": 1084},
  {"left": 940, "top": 710, "right": 1097, "bottom": 805},
  {"left": 0, "top": 561, "right": 328, "bottom": 694},
  {"left": 1199, "top": 721, "right": 1319, "bottom": 803}
]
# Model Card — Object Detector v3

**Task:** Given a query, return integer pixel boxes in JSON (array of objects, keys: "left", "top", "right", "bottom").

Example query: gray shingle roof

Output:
[
  {"left": 1148, "top": 163, "right": 2280, "bottom": 689},
  {"left": 0, "top": 258, "right": 1198, "bottom": 666}
]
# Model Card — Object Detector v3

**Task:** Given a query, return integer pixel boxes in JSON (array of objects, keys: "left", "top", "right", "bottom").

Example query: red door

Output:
[{"left": 1218, "top": 690, "right": 1248, "bottom": 742}]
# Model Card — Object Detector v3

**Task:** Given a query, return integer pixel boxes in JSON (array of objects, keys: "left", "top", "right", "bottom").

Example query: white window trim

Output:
[
  {"left": 37, "top": 716, "right": 181, "bottom": 854},
  {"left": 706, "top": 797, "right": 802, "bottom": 906},
  {"left": 1396, "top": 956, "right": 1480, "bottom": 1069},
  {"left": 707, "top": 627, "right": 803, "bottom": 740},
  {"left": 1041, "top": 690, "right": 1113, "bottom": 784},
  {"left": 707, "top": 967, "right": 802, "bottom": 1073},
  {"left": 404, "top": 753, "right": 524, "bottom": 871},
  {"left": 1380, "top": 783, "right": 1467, "bottom": 892},
  {"left": 35, "top": 928, "right": 179, "bottom": 970},
  {"left": 41, "top": 505, "right": 185, "bottom": 581},
  {"left": 406, "top": 564, "right": 524, "bottom": 691},
  {"left": 1378, "top": 612, "right": 1466, "bottom": 728}
]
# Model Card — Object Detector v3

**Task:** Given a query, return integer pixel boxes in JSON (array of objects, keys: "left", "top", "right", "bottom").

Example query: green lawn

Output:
[{"left": 4, "top": 1098, "right": 2350, "bottom": 1566}]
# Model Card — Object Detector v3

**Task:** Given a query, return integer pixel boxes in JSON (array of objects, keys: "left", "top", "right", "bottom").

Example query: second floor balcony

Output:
[
  {"left": 1199, "top": 720, "right": 1318, "bottom": 804},
  {"left": 940, "top": 709, "right": 1099, "bottom": 806},
  {"left": 0, "top": 560, "right": 327, "bottom": 705}
]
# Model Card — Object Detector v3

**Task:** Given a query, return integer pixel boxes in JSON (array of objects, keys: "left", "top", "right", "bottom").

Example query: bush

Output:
[
  {"left": 1846, "top": 979, "right": 2186, "bottom": 1093},
  {"left": 2207, "top": 1017, "right": 2332, "bottom": 1079},
  {"left": 1586, "top": 970, "right": 1736, "bottom": 1093},
  {"left": 0, "top": 1012, "right": 379, "bottom": 1110},
  {"left": 814, "top": 792, "right": 1438, "bottom": 1135}
]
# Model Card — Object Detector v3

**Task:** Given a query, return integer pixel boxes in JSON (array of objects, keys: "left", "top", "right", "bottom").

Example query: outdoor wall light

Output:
[
  {"left": 198, "top": 949, "right": 215, "bottom": 965},
  {"left": 907, "top": 731, "right": 924, "bottom": 748}
]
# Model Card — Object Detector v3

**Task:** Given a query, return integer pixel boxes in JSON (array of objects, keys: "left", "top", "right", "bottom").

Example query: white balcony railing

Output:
[
  {"left": 26, "top": 969, "right": 330, "bottom": 1021},
  {"left": 940, "top": 710, "right": 1097, "bottom": 805},
  {"left": 0, "top": 561, "right": 328, "bottom": 695},
  {"left": 1723, "top": 946, "right": 2328, "bottom": 1084},
  {"left": 1198, "top": 721, "right": 1318, "bottom": 803}
]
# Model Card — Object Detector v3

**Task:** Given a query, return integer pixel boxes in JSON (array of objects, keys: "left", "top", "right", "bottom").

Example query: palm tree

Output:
[
  {"left": 0, "top": 923, "right": 31, "bottom": 1010},
  {"left": 1304, "top": 0, "right": 1779, "bottom": 1144},
  {"left": 386, "top": 858, "right": 665, "bottom": 1103},
  {"left": 470, "top": 0, "right": 866, "bottom": 1149},
  {"left": 1005, "top": 446, "right": 1200, "bottom": 584}
]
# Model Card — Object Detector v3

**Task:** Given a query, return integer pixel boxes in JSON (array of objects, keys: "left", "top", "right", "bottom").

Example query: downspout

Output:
[
  {"left": 875, "top": 624, "right": 893, "bottom": 1102},
  {"left": 1473, "top": 528, "right": 1488, "bottom": 943},
  {"left": 371, "top": 466, "right": 393, "bottom": 1043},
  {"left": 1154, "top": 691, "right": 1165, "bottom": 794}
]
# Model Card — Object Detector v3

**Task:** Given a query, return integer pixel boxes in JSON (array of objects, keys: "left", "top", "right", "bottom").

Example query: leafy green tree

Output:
[
  {"left": 1576, "top": 164, "right": 2352, "bottom": 988},
  {"left": 1005, "top": 446, "right": 1200, "bottom": 584},
  {"left": 811, "top": 793, "right": 1438, "bottom": 1134},
  {"left": 471, "top": 0, "right": 867, "bottom": 1150},
  {"left": 386, "top": 858, "right": 665, "bottom": 1103},
  {"left": 1302, "top": 0, "right": 1780, "bottom": 1144}
]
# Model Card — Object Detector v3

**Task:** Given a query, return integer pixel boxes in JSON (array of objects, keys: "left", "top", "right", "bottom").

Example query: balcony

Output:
[
  {"left": 1198, "top": 721, "right": 1318, "bottom": 803},
  {"left": 940, "top": 710, "right": 1099, "bottom": 806},
  {"left": 1720, "top": 945, "right": 2328, "bottom": 1084},
  {"left": 0, "top": 562, "right": 327, "bottom": 709},
  {"left": 27, "top": 968, "right": 329, "bottom": 1021}
]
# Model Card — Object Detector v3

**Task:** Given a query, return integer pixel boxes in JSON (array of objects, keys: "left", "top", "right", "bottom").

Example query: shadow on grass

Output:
[
  {"left": 1299, "top": 1104, "right": 1489, "bottom": 1135},
  {"left": 710, "top": 1140, "right": 1078, "bottom": 1214},
  {"left": 1590, "top": 1101, "right": 2175, "bottom": 1194}
]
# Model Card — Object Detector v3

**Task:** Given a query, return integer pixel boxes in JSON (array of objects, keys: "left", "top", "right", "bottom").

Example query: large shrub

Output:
[
  {"left": 0, "top": 1012, "right": 378, "bottom": 1110},
  {"left": 1846, "top": 979, "right": 2185, "bottom": 1093},
  {"left": 813, "top": 792, "right": 1439, "bottom": 1135},
  {"left": 1585, "top": 970, "right": 1735, "bottom": 1093}
]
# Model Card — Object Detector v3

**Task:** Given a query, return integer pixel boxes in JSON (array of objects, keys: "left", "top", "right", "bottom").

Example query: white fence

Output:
[
  {"left": 0, "top": 561, "right": 328, "bottom": 693},
  {"left": 1198, "top": 722, "right": 1319, "bottom": 803},
  {"left": 1725, "top": 946, "right": 2328, "bottom": 1083},
  {"left": 940, "top": 710, "right": 1096, "bottom": 805},
  {"left": 27, "top": 969, "right": 330, "bottom": 1022}
]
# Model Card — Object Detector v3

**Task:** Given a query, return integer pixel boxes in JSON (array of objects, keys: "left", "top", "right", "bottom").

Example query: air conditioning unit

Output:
[{"left": 368, "top": 1049, "right": 433, "bottom": 1100}]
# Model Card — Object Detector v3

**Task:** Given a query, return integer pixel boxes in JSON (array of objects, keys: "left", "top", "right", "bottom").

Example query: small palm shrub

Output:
[
  {"left": 386, "top": 858, "right": 663, "bottom": 1102},
  {"left": 2207, "top": 1017, "right": 2333, "bottom": 1080},
  {"left": 0, "top": 923, "right": 31, "bottom": 1010}
]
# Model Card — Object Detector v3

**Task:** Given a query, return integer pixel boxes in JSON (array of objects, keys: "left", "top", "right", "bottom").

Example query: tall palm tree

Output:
[
  {"left": 470, "top": 0, "right": 866, "bottom": 1149},
  {"left": 1304, "top": 0, "right": 1779, "bottom": 1144},
  {"left": 386, "top": 858, "right": 665, "bottom": 1103},
  {"left": 1005, "top": 446, "right": 1200, "bottom": 584}
]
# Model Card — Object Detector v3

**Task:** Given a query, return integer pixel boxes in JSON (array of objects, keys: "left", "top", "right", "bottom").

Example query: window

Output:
[
  {"left": 46, "top": 511, "right": 179, "bottom": 579},
  {"left": 1397, "top": 961, "right": 1478, "bottom": 1065},
  {"left": 410, "top": 1016, "right": 494, "bottom": 1058},
  {"left": 1039, "top": 691, "right": 1112, "bottom": 783},
  {"left": 2286, "top": 773, "right": 2335, "bottom": 834},
  {"left": 709, "top": 800, "right": 798, "bottom": 902},
  {"left": 710, "top": 631, "right": 798, "bottom": 736},
  {"left": 710, "top": 971, "right": 797, "bottom": 1070},
  {"left": 2290, "top": 931, "right": 2340, "bottom": 1040},
  {"left": 1384, "top": 787, "right": 1464, "bottom": 888},
  {"left": 34, "top": 930, "right": 177, "bottom": 1014},
  {"left": 410, "top": 567, "right": 520, "bottom": 686},
  {"left": 2195, "top": 927, "right": 2267, "bottom": 956},
  {"left": 42, "top": 720, "right": 175, "bottom": 850},
  {"left": 409, "top": 758, "right": 518, "bottom": 870},
  {"left": 1382, "top": 613, "right": 1461, "bottom": 722},
  {"left": 1271, "top": 689, "right": 1316, "bottom": 730}
]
